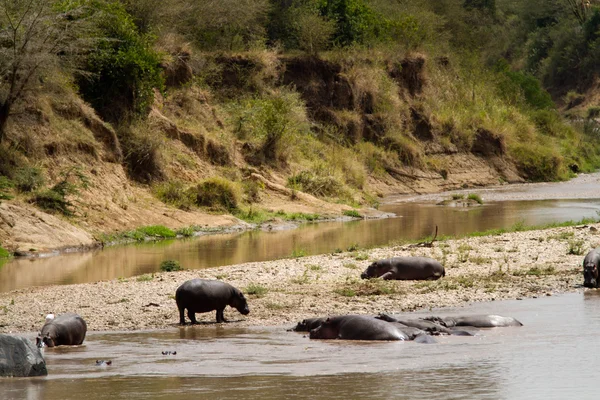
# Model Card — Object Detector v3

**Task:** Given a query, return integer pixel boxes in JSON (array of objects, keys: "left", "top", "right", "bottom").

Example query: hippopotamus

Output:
[
  {"left": 361, "top": 257, "right": 445, "bottom": 281},
  {"left": 425, "top": 315, "right": 523, "bottom": 328},
  {"left": 290, "top": 317, "right": 329, "bottom": 332},
  {"left": 175, "top": 279, "right": 249, "bottom": 324},
  {"left": 376, "top": 313, "right": 473, "bottom": 336},
  {"left": 309, "top": 315, "right": 409, "bottom": 341},
  {"left": 36, "top": 313, "right": 87, "bottom": 348},
  {"left": 583, "top": 248, "right": 600, "bottom": 288}
]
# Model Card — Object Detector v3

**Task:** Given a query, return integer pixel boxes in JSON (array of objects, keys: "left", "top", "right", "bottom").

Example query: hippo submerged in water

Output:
[
  {"left": 175, "top": 279, "right": 249, "bottom": 324},
  {"left": 583, "top": 248, "right": 600, "bottom": 288},
  {"left": 309, "top": 315, "right": 410, "bottom": 341},
  {"left": 424, "top": 315, "right": 523, "bottom": 328},
  {"left": 36, "top": 313, "right": 87, "bottom": 348},
  {"left": 361, "top": 257, "right": 445, "bottom": 281}
]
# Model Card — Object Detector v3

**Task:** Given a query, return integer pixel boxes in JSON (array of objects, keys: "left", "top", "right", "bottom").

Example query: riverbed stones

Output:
[{"left": 0, "top": 334, "right": 48, "bottom": 377}]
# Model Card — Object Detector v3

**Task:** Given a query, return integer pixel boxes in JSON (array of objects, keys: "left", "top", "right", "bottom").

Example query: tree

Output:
[
  {"left": 291, "top": 3, "right": 335, "bottom": 54},
  {"left": 0, "top": 0, "right": 82, "bottom": 142}
]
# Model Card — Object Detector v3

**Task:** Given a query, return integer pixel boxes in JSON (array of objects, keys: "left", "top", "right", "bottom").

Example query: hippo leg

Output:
[
  {"left": 216, "top": 308, "right": 227, "bottom": 323},
  {"left": 380, "top": 272, "right": 394, "bottom": 280},
  {"left": 179, "top": 308, "right": 186, "bottom": 325},
  {"left": 187, "top": 310, "right": 198, "bottom": 324}
]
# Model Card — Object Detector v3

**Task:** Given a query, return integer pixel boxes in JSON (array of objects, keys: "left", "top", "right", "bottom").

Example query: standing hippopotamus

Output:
[
  {"left": 36, "top": 313, "right": 87, "bottom": 348},
  {"left": 583, "top": 248, "right": 600, "bottom": 288},
  {"left": 175, "top": 279, "right": 249, "bottom": 324},
  {"left": 425, "top": 315, "right": 522, "bottom": 328},
  {"left": 361, "top": 257, "right": 445, "bottom": 281},
  {"left": 309, "top": 315, "right": 409, "bottom": 341}
]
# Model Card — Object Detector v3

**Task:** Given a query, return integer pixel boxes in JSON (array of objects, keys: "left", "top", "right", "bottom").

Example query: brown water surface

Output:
[{"left": 1, "top": 292, "right": 598, "bottom": 399}]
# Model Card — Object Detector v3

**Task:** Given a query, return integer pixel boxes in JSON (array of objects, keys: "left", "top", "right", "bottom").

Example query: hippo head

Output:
[
  {"left": 583, "top": 262, "right": 598, "bottom": 288},
  {"left": 230, "top": 290, "right": 250, "bottom": 315},
  {"left": 361, "top": 261, "right": 385, "bottom": 279},
  {"left": 36, "top": 332, "right": 55, "bottom": 348},
  {"left": 309, "top": 318, "right": 337, "bottom": 339}
]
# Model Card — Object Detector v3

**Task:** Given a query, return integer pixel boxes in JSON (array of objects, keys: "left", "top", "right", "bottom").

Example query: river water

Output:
[
  {"left": 2, "top": 292, "right": 599, "bottom": 399},
  {"left": 2, "top": 174, "right": 600, "bottom": 292}
]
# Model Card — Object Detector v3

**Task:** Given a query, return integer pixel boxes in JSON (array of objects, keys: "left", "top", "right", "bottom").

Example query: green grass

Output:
[
  {"left": 467, "top": 193, "right": 483, "bottom": 204},
  {"left": 0, "top": 246, "right": 10, "bottom": 259},
  {"left": 236, "top": 208, "right": 321, "bottom": 224},
  {"left": 245, "top": 283, "right": 268, "bottom": 297},
  {"left": 160, "top": 260, "right": 182, "bottom": 272},
  {"left": 343, "top": 209, "right": 362, "bottom": 218},
  {"left": 513, "top": 266, "right": 556, "bottom": 276},
  {"left": 290, "top": 249, "right": 307, "bottom": 258},
  {"left": 456, "top": 217, "right": 600, "bottom": 239},
  {"left": 136, "top": 274, "right": 154, "bottom": 282},
  {"left": 567, "top": 239, "right": 585, "bottom": 255}
]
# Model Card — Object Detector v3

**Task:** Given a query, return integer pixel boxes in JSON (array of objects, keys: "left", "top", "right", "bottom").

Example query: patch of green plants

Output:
[
  {"left": 354, "top": 252, "right": 369, "bottom": 261},
  {"left": 153, "top": 181, "right": 194, "bottom": 210},
  {"left": 343, "top": 209, "right": 362, "bottom": 218},
  {"left": 175, "top": 226, "right": 197, "bottom": 237},
  {"left": 290, "top": 248, "right": 307, "bottom": 258},
  {"left": 469, "top": 256, "right": 491, "bottom": 265},
  {"left": 160, "top": 260, "right": 182, "bottom": 272},
  {"left": 136, "top": 225, "right": 176, "bottom": 239},
  {"left": 335, "top": 278, "right": 399, "bottom": 297},
  {"left": 13, "top": 166, "right": 45, "bottom": 193},
  {"left": 0, "top": 245, "right": 10, "bottom": 259},
  {"left": 451, "top": 194, "right": 464, "bottom": 200},
  {"left": 513, "top": 266, "right": 556, "bottom": 277},
  {"left": 245, "top": 283, "right": 268, "bottom": 297},
  {"left": 136, "top": 274, "right": 154, "bottom": 282},
  {"left": 307, "top": 264, "right": 322, "bottom": 271},
  {"left": 282, "top": 212, "right": 320, "bottom": 221},
  {"left": 567, "top": 239, "right": 585, "bottom": 255},
  {"left": 265, "top": 302, "right": 286, "bottom": 310},
  {"left": 347, "top": 243, "right": 360, "bottom": 252},
  {"left": 548, "top": 231, "right": 574, "bottom": 241},
  {"left": 0, "top": 176, "right": 14, "bottom": 200},
  {"left": 32, "top": 167, "right": 89, "bottom": 216},
  {"left": 291, "top": 269, "right": 310, "bottom": 284},
  {"left": 189, "top": 177, "right": 240, "bottom": 212},
  {"left": 343, "top": 262, "right": 358, "bottom": 269},
  {"left": 467, "top": 193, "right": 483, "bottom": 204}
]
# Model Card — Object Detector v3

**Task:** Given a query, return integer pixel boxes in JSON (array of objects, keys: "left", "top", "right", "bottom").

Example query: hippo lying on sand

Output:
[
  {"left": 583, "top": 248, "right": 600, "bottom": 288},
  {"left": 361, "top": 257, "right": 445, "bottom": 281},
  {"left": 36, "top": 313, "right": 87, "bottom": 348},
  {"left": 376, "top": 313, "right": 473, "bottom": 336},
  {"left": 309, "top": 315, "right": 410, "bottom": 341},
  {"left": 175, "top": 279, "right": 249, "bottom": 324},
  {"left": 425, "top": 315, "right": 523, "bottom": 328}
]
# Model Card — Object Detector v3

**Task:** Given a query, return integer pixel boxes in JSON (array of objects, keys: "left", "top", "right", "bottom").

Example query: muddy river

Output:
[
  {"left": 1, "top": 173, "right": 599, "bottom": 293},
  {"left": 2, "top": 292, "right": 599, "bottom": 399}
]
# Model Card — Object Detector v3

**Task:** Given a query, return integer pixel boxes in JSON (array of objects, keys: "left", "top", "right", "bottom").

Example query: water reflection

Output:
[{"left": 1, "top": 198, "right": 599, "bottom": 292}]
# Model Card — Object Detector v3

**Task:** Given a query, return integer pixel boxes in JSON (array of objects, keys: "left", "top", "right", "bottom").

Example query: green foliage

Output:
[
  {"left": 136, "top": 273, "right": 154, "bottom": 282},
  {"left": 0, "top": 245, "right": 10, "bottom": 259},
  {"left": 510, "top": 142, "right": 566, "bottom": 181},
  {"left": 153, "top": 181, "right": 194, "bottom": 210},
  {"left": 77, "top": 1, "right": 164, "bottom": 122},
  {"left": 495, "top": 60, "right": 554, "bottom": 109},
  {"left": 160, "top": 259, "right": 182, "bottom": 272},
  {"left": 13, "top": 167, "right": 45, "bottom": 193},
  {"left": 190, "top": 177, "right": 240, "bottom": 211},
  {"left": 467, "top": 193, "right": 483, "bottom": 204},
  {"left": 343, "top": 209, "right": 362, "bottom": 218},
  {"left": 231, "top": 90, "right": 310, "bottom": 165},
  {"left": 287, "top": 170, "right": 347, "bottom": 198},
  {"left": 317, "top": 0, "right": 381, "bottom": 46},
  {"left": 567, "top": 239, "right": 585, "bottom": 255},
  {"left": 119, "top": 127, "right": 164, "bottom": 184},
  {"left": 245, "top": 283, "right": 268, "bottom": 297},
  {"left": 32, "top": 167, "right": 88, "bottom": 216},
  {"left": 0, "top": 176, "right": 14, "bottom": 199},
  {"left": 136, "top": 225, "right": 176, "bottom": 239}
]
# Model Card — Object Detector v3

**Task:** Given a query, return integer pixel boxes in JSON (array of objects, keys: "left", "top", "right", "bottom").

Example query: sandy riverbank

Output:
[{"left": 1, "top": 221, "right": 598, "bottom": 334}]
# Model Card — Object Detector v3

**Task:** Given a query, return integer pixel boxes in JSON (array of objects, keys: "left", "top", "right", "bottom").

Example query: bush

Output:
[
  {"left": 33, "top": 189, "right": 74, "bottom": 216},
  {"left": 119, "top": 128, "right": 165, "bottom": 183},
  {"left": 189, "top": 177, "right": 240, "bottom": 211},
  {"left": 153, "top": 181, "right": 194, "bottom": 210},
  {"left": 77, "top": 1, "right": 164, "bottom": 122},
  {"left": 245, "top": 283, "right": 268, "bottom": 297},
  {"left": 32, "top": 167, "right": 88, "bottom": 216},
  {"left": 343, "top": 209, "right": 362, "bottom": 218},
  {"left": 0, "top": 176, "right": 14, "bottom": 200},
  {"left": 467, "top": 193, "right": 483, "bottom": 204},
  {"left": 287, "top": 170, "right": 346, "bottom": 198},
  {"left": 160, "top": 259, "right": 182, "bottom": 272},
  {"left": 0, "top": 245, "right": 10, "bottom": 259},
  {"left": 13, "top": 167, "right": 45, "bottom": 193}
]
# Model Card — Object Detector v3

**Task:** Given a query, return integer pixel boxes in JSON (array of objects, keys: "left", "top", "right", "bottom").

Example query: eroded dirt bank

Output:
[{"left": 1, "top": 222, "right": 597, "bottom": 334}]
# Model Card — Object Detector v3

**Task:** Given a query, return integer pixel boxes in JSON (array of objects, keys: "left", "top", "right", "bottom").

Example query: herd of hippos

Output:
[{"left": 35, "top": 248, "right": 600, "bottom": 354}]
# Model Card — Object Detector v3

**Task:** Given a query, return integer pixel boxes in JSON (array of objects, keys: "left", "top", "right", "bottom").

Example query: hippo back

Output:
[{"left": 40, "top": 313, "right": 87, "bottom": 347}]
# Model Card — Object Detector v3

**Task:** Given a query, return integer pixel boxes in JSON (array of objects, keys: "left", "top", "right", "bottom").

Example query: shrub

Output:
[
  {"left": 0, "top": 245, "right": 10, "bottom": 259},
  {"left": 189, "top": 177, "right": 240, "bottom": 211},
  {"left": 119, "top": 127, "right": 164, "bottom": 183},
  {"left": 245, "top": 283, "right": 268, "bottom": 297},
  {"left": 153, "top": 181, "right": 194, "bottom": 210},
  {"left": 32, "top": 167, "right": 88, "bottom": 216},
  {"left": 77, "top": 1, "right": 164, "bottom": 122},
  {"left": 467, "top": 193, "right": 483, "bottom": 204},
  {"left": 287, "top": 170, "right": 346, "bottom": 198},
  {"left": 0, "top": 177, "right": 14, "bottom": 200},
  {"left": 13, "top": 167, "right": 45, "bottom": 192},
  {"left": 33, "top": 190, "right": 74, "bottom": 216},
  {"left": 160, "top": 260, "right": 182, "bottom": 272}
]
